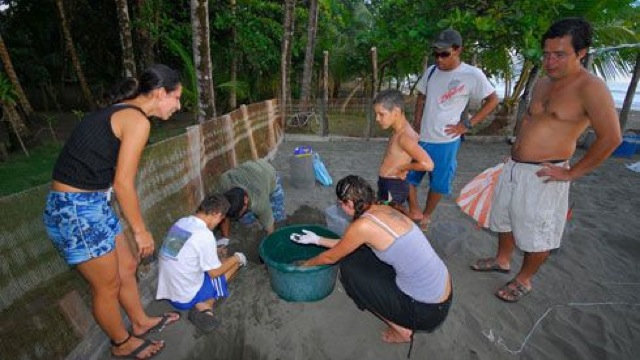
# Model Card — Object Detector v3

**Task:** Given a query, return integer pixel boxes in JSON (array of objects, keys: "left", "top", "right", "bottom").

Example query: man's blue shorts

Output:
[
  {"left": 406, "top": 139, "right": 461, "bottom": 196},
  {"left": 170, "top": 272, "right": 229, "bottom": 310},
  {"left": 43, "top": 191, "right": 122, "bottom": 266}
]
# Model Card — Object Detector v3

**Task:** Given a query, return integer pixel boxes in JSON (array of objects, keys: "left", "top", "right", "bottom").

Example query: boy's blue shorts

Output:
[{"left": 170, "top": 272, "right": 229, "bottom": 310}]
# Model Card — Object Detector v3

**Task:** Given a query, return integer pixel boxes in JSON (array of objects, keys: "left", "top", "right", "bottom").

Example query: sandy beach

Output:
[
  {"left": 46, "top": 101, "right": 640, "bottom": 359},
  {"left": 69, "top": 136, "right": 640, "bottom": 360}
]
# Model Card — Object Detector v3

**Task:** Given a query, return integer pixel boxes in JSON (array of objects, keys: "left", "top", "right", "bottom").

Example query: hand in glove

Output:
[
  {"left": 289, "top": 230, "right": 320, "bottom": 245},
  {"left": 234, "top": 252, "right": 247, "bottom": 266}
]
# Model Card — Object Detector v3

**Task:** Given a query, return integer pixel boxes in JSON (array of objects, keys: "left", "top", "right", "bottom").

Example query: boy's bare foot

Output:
[
  {"left": 408, "top": 212, "right": 423, "bottom": 222},
  {"left": 417, "top": 216, "right": 431, "bottom": 231}
]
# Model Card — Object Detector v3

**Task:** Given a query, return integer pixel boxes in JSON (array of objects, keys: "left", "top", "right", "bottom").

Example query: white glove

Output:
[
  {"left": 289, "top": 230, "right": 320, "bottom": 245},
  {"left": 234, "top": 252, "right": 247, "bottom": 266},
  {"left": 217, "top": 237, "right": 230, "bottom": 247}
]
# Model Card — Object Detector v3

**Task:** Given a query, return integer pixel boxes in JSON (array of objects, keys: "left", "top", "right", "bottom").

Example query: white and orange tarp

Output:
[{"left": 456, "top": 163, "right": 504, "bottom": 228}]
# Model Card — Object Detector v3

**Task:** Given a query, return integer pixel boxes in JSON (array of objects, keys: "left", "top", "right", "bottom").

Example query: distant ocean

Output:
[{"left": 493, "top": 77, "right": 640, "bottom": 111}]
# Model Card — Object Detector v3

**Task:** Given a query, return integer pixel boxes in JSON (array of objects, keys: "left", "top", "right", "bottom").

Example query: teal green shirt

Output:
[{"left": 216, "top": 159, "right": 276, "bottom": 229}]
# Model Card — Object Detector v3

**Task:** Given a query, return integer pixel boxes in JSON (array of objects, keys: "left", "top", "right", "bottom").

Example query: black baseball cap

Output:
[{"left": 433, "top": 29, "right": 462, "bottom": 50}]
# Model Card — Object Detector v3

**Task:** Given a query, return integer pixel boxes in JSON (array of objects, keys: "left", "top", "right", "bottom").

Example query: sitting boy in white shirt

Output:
[{"left": 156, "top": 194, "right": 247, "bottom": 332}]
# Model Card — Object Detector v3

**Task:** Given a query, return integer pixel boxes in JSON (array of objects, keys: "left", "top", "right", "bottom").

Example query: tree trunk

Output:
[
  {"left": 0, "top": 34, "right": 33, "bottom": 117},
  {"left": 300, "top": 0, "right": 318, "bottom": 112},
  {"left": 0, "top": 33, "right": 34, "bottom": 116},
  {"left": 322, "top": 50, "right": 329, "bottom": 136},
  {"left": 229, "top": 0, "right": 237, "bottom": 110},
  {"left": 0, "top": 100, "right": 29, "bottom": 156},
  {"left": 133, "top": 0, "right": 155, "bottom": 69},
  {"left": 513, "top": 64, "right": 540, "bottom": 136},
  {"left": 619, "top": 51, "right": 640, "bottom": 132},
  {"left": 191, "top": 0, "right": 216, "bottom": 123},
  {"left": 55, "top": 0, "right": 95, "bottom": 110},
  {"left": 280, "top": 0, "right": 295, "bottom": 123},
  {"left": 115, "top": 0, "right": 137, "bottom": 78}
]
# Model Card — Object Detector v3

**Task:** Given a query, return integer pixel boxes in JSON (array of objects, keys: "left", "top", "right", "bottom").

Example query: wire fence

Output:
[{"left": 0, "top": 99, "right": 283, "bottom": 360}]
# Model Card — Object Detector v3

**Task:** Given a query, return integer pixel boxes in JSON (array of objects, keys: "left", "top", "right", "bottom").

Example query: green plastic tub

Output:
[{"left": 259, "top": 224, "right": 340, "bottom": 302}]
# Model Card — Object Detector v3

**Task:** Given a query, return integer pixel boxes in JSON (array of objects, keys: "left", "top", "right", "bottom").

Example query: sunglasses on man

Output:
[{"left": 432, "top": 50, "right": 452, "bottom": 59}]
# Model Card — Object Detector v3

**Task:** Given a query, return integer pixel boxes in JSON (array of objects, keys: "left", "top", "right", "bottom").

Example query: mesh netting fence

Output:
[{"left": 0, "top": 99, "right": 283, "bottom": 359}]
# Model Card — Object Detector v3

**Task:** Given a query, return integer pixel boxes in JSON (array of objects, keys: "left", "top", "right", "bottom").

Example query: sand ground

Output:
[{"left": 84, "top": 135, "right": 640, "bottom": 360}]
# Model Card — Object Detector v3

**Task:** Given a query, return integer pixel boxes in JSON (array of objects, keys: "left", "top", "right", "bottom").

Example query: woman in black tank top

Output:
[{"left": 43, "top": 65, "right": 183, "bottom": 359}]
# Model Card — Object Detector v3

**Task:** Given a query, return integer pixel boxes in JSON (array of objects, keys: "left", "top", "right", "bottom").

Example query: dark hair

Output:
[
  {"left": 196, "top": 193, "right": 230, "bottom": 216},
  {"left": 224, "top": 187, "right": 247, "bottom": 220},
  {"left": 335, "top": 175, "right": 375, "bottom": 219},
  {"left": 541, "top": 17, "right": 592, "bottom": 52},
  {"left": 108, "top": 64, "right": 181, "bottom": 105},
  {"left": 373, "top": 89, "right": 405, "bottom": 113}
]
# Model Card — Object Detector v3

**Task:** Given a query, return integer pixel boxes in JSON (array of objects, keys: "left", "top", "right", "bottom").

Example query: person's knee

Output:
[
  {"left": 92, "top": 275, "right": 121, "bottom": 299},
  {"left": 118, "top": 255, "right": 139, "bottom": 280}
]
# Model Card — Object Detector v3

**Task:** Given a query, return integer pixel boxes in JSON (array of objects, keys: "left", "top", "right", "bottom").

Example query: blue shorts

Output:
[
  {"left": 406, "top": 139, "right": 461, "bottom": 195},
  {"left": 239, "top": 174, "right": 287, "bottom": 225},
  {"left": 170, "top": 272, "right": 229, "bottom": 310},
  {"left": 43, "top": 191, "right": 122, "bottom": 266}
]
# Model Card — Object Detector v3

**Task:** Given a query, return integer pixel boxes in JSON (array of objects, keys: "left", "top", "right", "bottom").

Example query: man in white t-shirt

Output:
[
  {"left": 407, "top": 29, "right": 499, "bottom": 230},
  {"left": 156, "top": 194, "right": 247, "bottom": 332}
]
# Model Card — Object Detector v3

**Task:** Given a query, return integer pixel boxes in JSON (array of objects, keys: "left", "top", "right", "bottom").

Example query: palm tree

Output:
[
  {"left": 0, "top": 32, "right": 34, "bottom": 117},
  {"left": 115, "top": 0, "right": 137, "bottom": 78},
  {"left": 191, "top": 0, "right": 216, "bottom": 122},
  {"left": 619, "top": 51, "right": 640, "bottom": 131},
  {"left": 55, "top": 0, "right": 95, "bottom": 110},
  {"left": 0, "top": 73, "right": 29, "bottom": 157},
  {"left": 229, "top": 0, "right": 238, "bottom": 110},
  {"left": 280, "top": 0, "right": 296, "bottom": 124},
  {"left": 300, "top": 0, "right": 318, "bottom": 112},
  {"left": 132, "top": 0, "right": 156, "bottom": 70}
]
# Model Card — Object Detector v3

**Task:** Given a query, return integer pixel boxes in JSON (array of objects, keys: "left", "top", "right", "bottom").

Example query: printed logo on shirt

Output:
[
  {"left": 159, "top": 224, "right": 192, "bottom": 260},
  {"left": 439, "top": 79, "right": 465, "bottom": 104}
]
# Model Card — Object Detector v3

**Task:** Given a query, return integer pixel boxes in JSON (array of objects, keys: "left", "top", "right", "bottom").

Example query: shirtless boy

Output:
[
  {"left": 471, "top": 18, "right": 622, "bottom": 303},
  {"left": 374, "top": 89, "right": 434, "bottom": 209}
]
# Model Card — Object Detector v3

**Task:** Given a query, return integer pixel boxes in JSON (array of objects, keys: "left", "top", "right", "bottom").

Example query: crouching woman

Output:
[{"left": 291, "top": 175, "right": 451, "bottom": 349}]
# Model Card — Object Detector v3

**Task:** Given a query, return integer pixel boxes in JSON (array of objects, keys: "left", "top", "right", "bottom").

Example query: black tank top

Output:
[{"left": 52, "top": 104, "right": 147, "bottom": 190}]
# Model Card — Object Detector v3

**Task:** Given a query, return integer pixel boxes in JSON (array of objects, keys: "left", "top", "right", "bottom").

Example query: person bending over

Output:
[
  {"left": 156, "top": 194, "right": 247, "bottom": 332},
  {"left": 217, "top": 159, "right": 286, "bottom": 240},
  {"left": 290, "top": 175, "right": 451, "bottom": 351}
]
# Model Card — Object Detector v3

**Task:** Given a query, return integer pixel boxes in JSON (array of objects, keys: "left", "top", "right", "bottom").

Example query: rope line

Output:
[{"left": 483, "top": 302, "right": 640, "bottom": 355}]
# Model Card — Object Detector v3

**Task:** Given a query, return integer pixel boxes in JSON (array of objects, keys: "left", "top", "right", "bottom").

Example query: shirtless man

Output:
[
  {"left": 374, "top": 89, "right": 434, "bottom": 210},
  {"left": 470, "top": 18, "right": 622, "bottom": 303}
]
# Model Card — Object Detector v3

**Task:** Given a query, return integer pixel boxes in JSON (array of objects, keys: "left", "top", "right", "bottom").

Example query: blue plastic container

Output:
[
  {"left": 612, "top": 134, "right": 640, "bottom": 158},
  {"left": 259, "top": 225, "right": 339, "bottom": 302}
]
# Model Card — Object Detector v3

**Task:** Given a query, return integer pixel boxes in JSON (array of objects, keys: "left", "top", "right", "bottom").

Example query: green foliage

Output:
[{"left": 163, "top": 35, "right": 197, "bottom": 112}]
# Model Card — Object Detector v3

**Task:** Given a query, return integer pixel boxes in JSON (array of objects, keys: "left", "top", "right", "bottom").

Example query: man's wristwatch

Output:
[{"left": 461, "top": 117, "right": 473, "bottom": 130}]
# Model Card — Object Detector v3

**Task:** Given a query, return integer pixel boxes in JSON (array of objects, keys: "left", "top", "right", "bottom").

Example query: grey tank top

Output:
[{"left": 362, "top": 212, "right": 448, "bottom": 303}]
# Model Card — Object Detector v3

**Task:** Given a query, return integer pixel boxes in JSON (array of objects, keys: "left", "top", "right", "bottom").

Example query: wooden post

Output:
[
  {"left": 266, "top": 100, "right": 277, "bottom": 148},
  {"left": 322, "top": 50, "right": 329, "bottom": 136},
  {"left": 368, "top": 46, "right": 378, "bottom": 138},
  {"left": 223, "top": 114, "right": 238, "bottom": 168},
  {"left": 241, "top": 105, "right": 259, "bottom": 160},
  {"left": 186, "top": 124, "right": 205, "bottom": 206}
]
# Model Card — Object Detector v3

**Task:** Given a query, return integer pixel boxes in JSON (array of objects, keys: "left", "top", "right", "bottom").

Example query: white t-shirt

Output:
[
  {"left": 416, "top": 63, "right": 495, "bottom": 143},
  {"left": 156, "top": 216, "right": 222, "bottom": 303}
]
